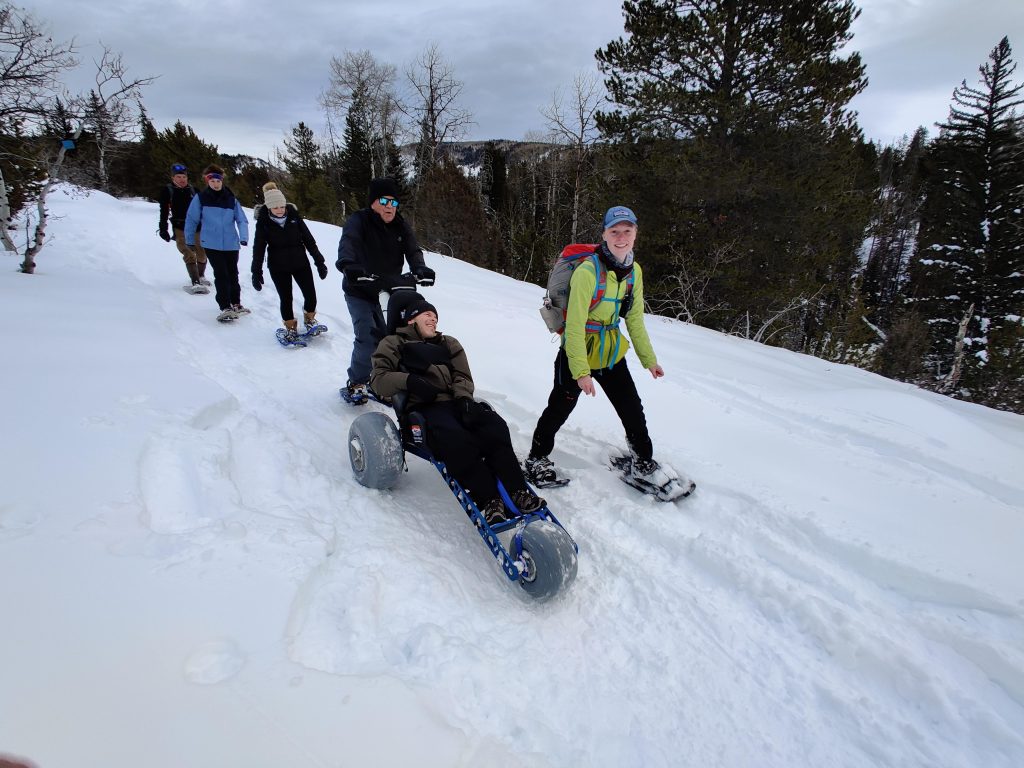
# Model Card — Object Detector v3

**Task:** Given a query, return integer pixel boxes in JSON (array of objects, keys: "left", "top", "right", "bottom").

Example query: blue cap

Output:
[{"left": 603, "top": 205, "right": 638, "bottom": 228}]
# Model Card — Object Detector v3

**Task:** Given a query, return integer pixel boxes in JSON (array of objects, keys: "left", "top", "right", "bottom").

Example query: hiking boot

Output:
[
  {"left": 511, "top": 489, "right": 545, "bottom": 514},
  {"left": 216, "top": 307, "right": 237, "bottom": 322},
  {"left": 345, "top": 380, "right": 368, "bottom": 401},
  {"left": 481, "top": 497, "right": 510, "bottom": 526},
  {"left": 282, "top": 319, "right": 300, "bottom": 343},
  {"left": 524, "top": 455, "right": 557, "bottom": 484},
  {"left": 232, "top": 303, "right": 251, "bottom": 315},
  {"left": 303, "top": 311, "right": 318, "bottom": 329},
  {"left": 199, "top": 277, "right": 212, "bottom": 286},
  {"left": 631, "top": 456, "right": 666, "bottom": 484}
]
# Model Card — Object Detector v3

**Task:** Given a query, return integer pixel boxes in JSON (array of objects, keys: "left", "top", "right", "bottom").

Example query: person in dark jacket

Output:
[
  {"left": 251, "top": 182, "right": 328, "bottom": 342},
  {"left": 336, "top": 177, "right": 435, "bottom": 401},
  {"left": 184, "top": 164, "right": 250, "bottom": 323},
  {"left": 370, "top": 299, "right": 543, "bottom": 525},
  {"left": 157, "top": 163, "right": 209, "bottom": 292}
]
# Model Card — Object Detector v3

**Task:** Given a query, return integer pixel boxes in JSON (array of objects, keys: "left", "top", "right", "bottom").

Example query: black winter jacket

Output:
[
  {"left": 158, "top": 183, "right": 198, "bottom": 230},
  {"left": 335, "top": 208, "right": 425, "bottom": 300},
  {"left": 251, "top": 204, "right": 325, "bottom": 275}
]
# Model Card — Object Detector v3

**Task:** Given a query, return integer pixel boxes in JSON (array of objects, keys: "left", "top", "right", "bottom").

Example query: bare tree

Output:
[
  {"left": 0, "top": 2, "right": 77, "bottom": 127},
  {"left": 20, "top": 122, "right": 83, "bottom": 273},
  {"left": 78, "top": 45, "right": 155, "bottom": 191},
  {"left": 320, "top": 49, "right": 403, "bottom": 176},
  {"left": 404, "top": 43, "right": 472, "bottom": 175},
  {"left": 649, "top": 243, "right": 738, "bottom": 325},
  {"left": 541, "top": 72, "right": 603, "bottom": 241}
]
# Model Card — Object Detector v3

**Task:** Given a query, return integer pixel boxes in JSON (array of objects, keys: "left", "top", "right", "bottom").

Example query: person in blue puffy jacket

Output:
[{"left": 184, "top": 164, "right": 250, "bottom": 322}]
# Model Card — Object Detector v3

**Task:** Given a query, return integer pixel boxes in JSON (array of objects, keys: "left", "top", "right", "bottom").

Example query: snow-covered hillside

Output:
[{"left": 2, "top": 187, "right": 1023, "bottom": 768}]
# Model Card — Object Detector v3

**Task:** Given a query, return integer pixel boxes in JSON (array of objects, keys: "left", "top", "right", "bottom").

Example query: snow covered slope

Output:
[{"left": 1, "top": 187, "right": 1022, "bottom": 768}]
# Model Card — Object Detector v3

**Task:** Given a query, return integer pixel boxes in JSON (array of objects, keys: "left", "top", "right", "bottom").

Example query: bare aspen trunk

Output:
[
  {"left": 941, "top": 303, "right": 975, "bottom": 394},
  {"left": 0, "top": 168, "right": 16, "bottom": 252},
  {"left": 20, "top": 127, "right": 83, "bottom": 274}
]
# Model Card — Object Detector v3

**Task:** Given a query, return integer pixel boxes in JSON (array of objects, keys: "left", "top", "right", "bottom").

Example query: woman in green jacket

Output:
[{"left": 526, "top": 205, "right": 665, "bottom": 486}]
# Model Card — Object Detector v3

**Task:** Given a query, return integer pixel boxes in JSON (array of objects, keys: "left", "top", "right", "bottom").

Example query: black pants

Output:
[
  {"left": 420, "top": 400, "right": 528, "bottom": 507},
  {"left": 530, "top": 349, "right": 653, "bottom": 461},
  {"left": 205, "top": 249, "right": 241, "bottom": 310},
  {"left": 270, "top": 261, "right": 316, "bottom": 322}
]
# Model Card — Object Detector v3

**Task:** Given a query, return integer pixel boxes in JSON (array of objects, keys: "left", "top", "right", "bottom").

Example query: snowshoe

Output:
[
  {"left": 524, "top": 456, "right": 570, "bottom": 488},
  {"left": 302, "top": 323, "right": 328, "bottom": 338},
  {"left": 276, "top": 328, "right": 307, "bottom": 348},
  {"left": 183, "top": 283, "right": 210, "bottom": 295},
  {"left": 609, "top": 454, "right": 695, "bottom": 502},
  {"left": 216, "top": 307, "right": 238, "bottom": 323}
]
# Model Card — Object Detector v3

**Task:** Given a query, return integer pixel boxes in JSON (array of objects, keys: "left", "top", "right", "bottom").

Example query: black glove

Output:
[
  {"left": 252, "top": 271, "right": 263, "bottom": 291},
  {"left": 344, "top": 265, "right": 378, "bottom": 285},
  {"left": 239, "top": 241, "right": 247, "bottom": 247},
  {"left": 406, "top": 374, "right": 441, "bottom": 403},
  {"left": 316, "top": 262, "right": 328, "bottom": 280},
  {"left": 158, "top": 228, "right": 171, "bottom": 242},
  {"left": 414, "top": 266, "right": 436, "bottom": 286},
  {"left": 455, "top": 397, "right": 491, "bottom": 429}
]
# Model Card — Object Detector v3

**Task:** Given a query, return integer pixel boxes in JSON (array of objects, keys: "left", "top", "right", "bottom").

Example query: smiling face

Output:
[
  {"left": 171, "top": 173, "right": 188, "bottom": 188},
  {"left": 270, "top": 205, "right": 286, "bottom": 217},
  {"left": 205, "top": 175, "right": 223, "bottom": 191},
  {"left": 409, "top": 310, "right": 438, "bottom": 337},
  {"left": 603, "top": 222, "right": 637, "bottom": 261}
]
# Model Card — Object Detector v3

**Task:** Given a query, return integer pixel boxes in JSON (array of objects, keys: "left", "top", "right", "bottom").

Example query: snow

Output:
[{"left": 2, "top": 186, "right": 1024, "bottom": 768}]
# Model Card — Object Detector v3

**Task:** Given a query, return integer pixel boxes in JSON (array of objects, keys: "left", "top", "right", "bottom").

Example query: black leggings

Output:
[
  {"left": 269, "top": 261, "right": 316, "bottom": 322},
  {"left": 205, "top": 249, "right": 241, "bottom": 310},
  {"left": 420, "top": 400, "right": 528, "bottom": 507},
  {"left": 530, "top": 349, "right": 653, "bottom": 461}
]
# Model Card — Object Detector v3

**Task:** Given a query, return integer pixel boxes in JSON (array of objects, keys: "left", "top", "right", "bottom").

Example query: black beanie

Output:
[
  {"left": 368, "top": 177, "right": 400, "bottom": 206},
  {"left": 403, "top": 299, "right": 437, "bottom": 323}
]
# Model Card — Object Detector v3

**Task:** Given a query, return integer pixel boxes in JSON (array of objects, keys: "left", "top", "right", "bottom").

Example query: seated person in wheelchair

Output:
[{"left": 370, "top": 298, "right": 544, "bottom": 526}]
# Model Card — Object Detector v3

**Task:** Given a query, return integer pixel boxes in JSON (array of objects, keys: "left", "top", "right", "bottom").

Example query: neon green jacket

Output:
[{"left": 563, "top": 257, "right": 658, "bottom": 380}]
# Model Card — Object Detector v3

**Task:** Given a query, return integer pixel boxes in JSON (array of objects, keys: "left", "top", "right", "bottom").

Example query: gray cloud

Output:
[{"left": 23, "top": 0, "right": 1024, "bottom": 157}]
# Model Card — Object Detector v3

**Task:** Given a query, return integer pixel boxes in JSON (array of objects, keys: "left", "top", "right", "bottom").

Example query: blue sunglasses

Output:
[{"left": 377, "top": 197, "right": 399, "bottom": 208}]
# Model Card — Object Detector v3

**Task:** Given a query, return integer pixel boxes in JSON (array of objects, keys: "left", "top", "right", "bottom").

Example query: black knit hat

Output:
[
  {"left": 403, "top": 299, "right": 437, "bottom": 323},
  {"left": 368, "top": 177, "right": 400, "bottom": 206}
]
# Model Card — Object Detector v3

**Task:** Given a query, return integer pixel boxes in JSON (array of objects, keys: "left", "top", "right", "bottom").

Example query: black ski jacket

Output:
[
  {"left": 251, "top": 204, "right": 325, "bottom": 275},
  {"left": 158, "top": 183, "right": 198, "bottom": 230},
  {"left": 335, "top": 208, "right": 425, "bottom": 300}
]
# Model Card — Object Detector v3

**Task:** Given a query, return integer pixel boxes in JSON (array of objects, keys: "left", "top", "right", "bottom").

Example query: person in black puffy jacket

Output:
[
  {"left": 335, "top": 177, "right": 435, "bottom": 399},
  {"left": 251, "top": 182, "right": 328, "bottom": 342}
]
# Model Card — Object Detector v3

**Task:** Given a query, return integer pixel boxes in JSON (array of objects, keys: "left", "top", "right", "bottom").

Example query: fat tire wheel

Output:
[
  {"left": 348, "top": 411, "right": 403, "bottom": 489},
  {"left": 516, "top": 520, "right": 578, "bottom": 602}
]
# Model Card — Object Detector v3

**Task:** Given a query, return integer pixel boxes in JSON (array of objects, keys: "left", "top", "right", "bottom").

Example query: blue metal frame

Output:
[{"left": 402, "top": 439, "right": 577, "bottom": 582}]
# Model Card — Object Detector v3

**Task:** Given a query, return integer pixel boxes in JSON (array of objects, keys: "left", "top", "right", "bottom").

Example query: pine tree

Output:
[
  {"left": 596, "top": 0, "right": 865, "bottom": 143},
  {"left": 338, "top": 88, "right": 373, "bottom": 212},
  {"left": 151, "top": 120, "right": 219, "bottom": 190},
  {"left": 594, "top": 0, "right": 872, "bottom": 350},
  {"left": 908, "top": 37, "right": 1024, "bottom": 409},
  {"left": 280, "top": 121, "right": 333, "bottom": 221},
  {"left": 861, "top": 130, "right": 928, "bottom": 329}
]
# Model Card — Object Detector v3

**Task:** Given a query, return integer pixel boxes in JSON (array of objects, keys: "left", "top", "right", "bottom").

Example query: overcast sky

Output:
[{"left": 24, "top": 0, "right": 1024, "bottom": 160}]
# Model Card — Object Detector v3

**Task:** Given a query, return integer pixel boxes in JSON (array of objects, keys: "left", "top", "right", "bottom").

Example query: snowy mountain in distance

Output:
[{"left": 1, "top": 186, "right": 1023, "bottom": 768}]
